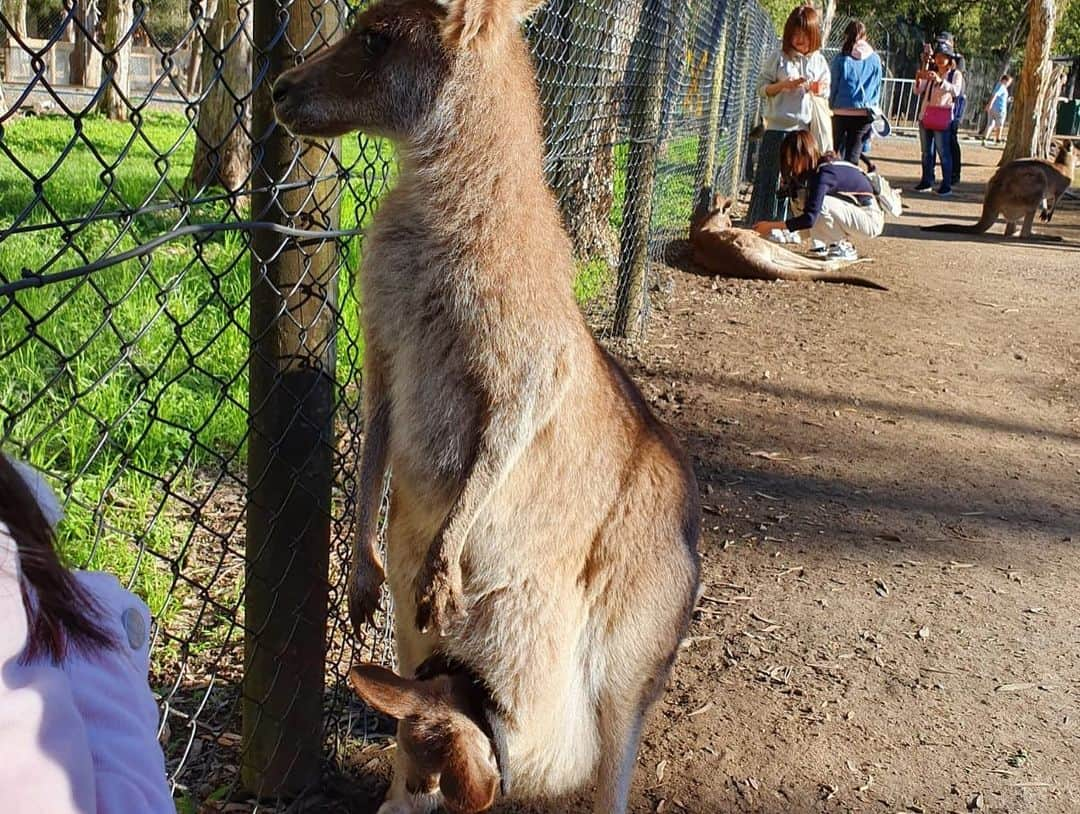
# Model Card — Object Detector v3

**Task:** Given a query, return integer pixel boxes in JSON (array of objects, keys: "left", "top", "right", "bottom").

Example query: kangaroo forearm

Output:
[{"left": 356, "top": 398, "right": 391, "bottom": 558}]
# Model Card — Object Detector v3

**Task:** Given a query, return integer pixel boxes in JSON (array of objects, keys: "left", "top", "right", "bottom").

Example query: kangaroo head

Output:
[
  {"left": 1053, "top": 139, "right": 1075, "bottom": 172},
  {"left": 273, "top": 0, "right": 550, "bottom": 140},
  {"left": 349, "top": 663, "right": 501, "bottom": 813},
  {"left": 690, "top": 191, "right": 735, "bottom": 238}
]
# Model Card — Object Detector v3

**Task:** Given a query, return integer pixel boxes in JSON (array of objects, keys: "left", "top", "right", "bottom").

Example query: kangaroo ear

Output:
[
  {"left": 719, "top": 197, "right": 734, "bottom": 213},
  {"left": 435, "top": 0, "right": 549, "bottom": 49},
  {"left": 348, "top": 664, "right": 432, "bottom": 719},
  {"left": 438, "top": 719, "right": 501, "bottom": 813}
]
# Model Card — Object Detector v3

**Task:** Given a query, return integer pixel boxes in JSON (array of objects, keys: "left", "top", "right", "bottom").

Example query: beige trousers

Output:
[{"left": 791, "top": 196, "right": 884, "bottom": 244}]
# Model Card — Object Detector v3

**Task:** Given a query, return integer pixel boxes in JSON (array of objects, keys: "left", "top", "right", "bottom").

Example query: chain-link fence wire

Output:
[{"left": 0, "top": 0, "right": 775, "bottom": 807}]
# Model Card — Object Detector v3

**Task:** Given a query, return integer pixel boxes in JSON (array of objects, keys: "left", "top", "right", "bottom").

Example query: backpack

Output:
[
  {"left": 867, "top": 172, "right": 903, "bottom": 217},
  {"left": 948, "top": 68, "right": 967, "bottom": 123}
]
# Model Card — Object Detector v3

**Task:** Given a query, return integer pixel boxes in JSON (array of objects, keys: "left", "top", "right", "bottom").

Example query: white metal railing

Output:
[{"left": 881, "top": 77, "right": 920, "bottom": 131}]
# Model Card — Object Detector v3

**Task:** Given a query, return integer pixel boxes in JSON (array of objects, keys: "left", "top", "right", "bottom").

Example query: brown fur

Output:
[
  {"left": 923, "top": 141, "right": 1075, "bottom": 239},
  {"left": 273, "top": 2, "right": 700, "bottom": 812},
  {"left": 689, "top": 193, "right": 888, "bottom": 290}
]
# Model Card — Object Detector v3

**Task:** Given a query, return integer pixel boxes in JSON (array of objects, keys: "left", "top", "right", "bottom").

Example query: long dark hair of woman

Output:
[
  {"left": 841, "top": 20, "right": 867, "bottom": 57},
  {"left": 1, "top": 454, "right": 113, "bottom": 662}
]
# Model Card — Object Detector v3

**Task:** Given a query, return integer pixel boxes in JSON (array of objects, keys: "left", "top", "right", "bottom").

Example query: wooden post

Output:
[
  {"left": 243, "top": 0, "right": 341, "bottom": 798},
  {"left": 612, "top": 0, "right": 671, "bottom": 339},
  {"left": 695, "top": 9, "right": 729, "bottom": 201}
]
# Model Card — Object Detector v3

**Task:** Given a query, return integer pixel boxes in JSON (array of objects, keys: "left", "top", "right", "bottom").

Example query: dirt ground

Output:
[
  {"left": 327, "top": 137, "right": 1079, "bottom": 814},
  {"left": 610, "top": 136, "right": 1080, "bottom": 814}
]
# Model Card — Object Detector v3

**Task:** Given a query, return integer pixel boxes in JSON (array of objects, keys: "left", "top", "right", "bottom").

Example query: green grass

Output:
[
  {"left": 0, "top": 112, "right": 698, "bottom": 619},
  {"left": 0, "top": 111, "right": 384, "bottom": 615}
]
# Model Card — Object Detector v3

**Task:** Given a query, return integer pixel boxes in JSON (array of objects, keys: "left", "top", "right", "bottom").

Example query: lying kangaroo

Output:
[
  {"left": 273, "top": 1, "right": 700, "bottom": 813},
  {"left": 923, "top": 141, "right": 1075, "bottom": 239},
  {"left": 690, "top": 194, "right": 888, "bottom": 290}
]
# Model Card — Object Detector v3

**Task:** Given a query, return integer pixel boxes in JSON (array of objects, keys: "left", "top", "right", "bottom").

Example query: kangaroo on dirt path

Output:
[
  {"left": 272, "top": 1, "right": 701, "bottom": 813},
  {"left": 690, "top": 193, "right": 889, "bottom": 290},
  {"left": 923, "top": 141, "right": 1075, "bottom": 239}
]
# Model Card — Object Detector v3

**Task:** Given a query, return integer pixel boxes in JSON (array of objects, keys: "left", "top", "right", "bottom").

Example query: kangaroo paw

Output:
[{"left": 415, "top": 558, "right": 464, "bottom": 636}]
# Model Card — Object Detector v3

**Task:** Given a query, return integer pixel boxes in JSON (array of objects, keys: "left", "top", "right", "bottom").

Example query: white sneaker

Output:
[
  {"left": 826, "top": 241, "right": 858, "bottom": 261},
  {"left": 809, "top": 239, "right": 828, "bottom": 256}
]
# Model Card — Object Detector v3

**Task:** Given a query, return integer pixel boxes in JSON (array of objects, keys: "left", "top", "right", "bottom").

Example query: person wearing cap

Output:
[
  {"left": 913, "top": 42, "right": 963, "bottom": 196},
  {"left": 936, "top": 32, "right": 967, "bottom": 182}
]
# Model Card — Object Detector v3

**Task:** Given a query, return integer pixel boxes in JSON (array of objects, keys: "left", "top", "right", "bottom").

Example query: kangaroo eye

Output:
[{"left": 361, "top": 29, "right": 391, "bottom": 57}]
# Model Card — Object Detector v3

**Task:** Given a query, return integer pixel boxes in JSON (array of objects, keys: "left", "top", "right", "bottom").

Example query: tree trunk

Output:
[
  {"left": 1002, "top": 0, "right": 1058, "bottom": 163},
  {"left": 69, "top": 1, "right": 101, "bottom": 88},
  {"left": 533, "top": 0, "right": 643, "bottom": 266},
  {"left": 3, "top": 0, "right": 28, "bottom": 39},
  {"left": 97, "top": 0, "right": 132, "bottom": 119},
  {"left": 820, "top": 0, "right": 838, "bottom": 49},
  {"left": 186, "top": 0, "right": 251, "bottom": 192},
  {"left": 186, "top": 0, "right": 219, "bottom": 97}
]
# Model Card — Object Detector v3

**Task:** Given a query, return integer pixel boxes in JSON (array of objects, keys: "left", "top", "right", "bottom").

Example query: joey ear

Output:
[
  {"left": 721, "top": 197, "right": 734, "bottom": 213},
  {"left": 348, "top": 664, "right": 433, "bottom": 719},
  {"left": 438, "top": 720, "right": 501, "bottom": 813}
]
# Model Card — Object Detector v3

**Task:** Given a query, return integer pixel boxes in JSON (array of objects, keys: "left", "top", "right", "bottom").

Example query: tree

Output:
[
  {"left": 3, "top": 0, "right": 29, "bottom": 38},
  {"left": 96, "top": 0, "right": 132, "bottom": 119},
  {"left": 1002, "top": 0, "right": 1060, "bottom": 163},
  {"left": 532, "top": 0, "right": 644, "bottom": 265},
  {"left": 186, "top": 0, "right": 251, "bottom": 192},
  {"left": 68, "top": 0, "right": 102, "bottom": 88}
]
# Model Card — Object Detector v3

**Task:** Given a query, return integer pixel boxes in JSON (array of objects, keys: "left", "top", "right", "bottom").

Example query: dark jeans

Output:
[
  {"left": 832, "top": 113, "right": 874, "bottom": 166},
  {"left": 949, "top": 121, "right": 962, "bottom": 183},
  {"left": 918, "top": 125, "right": 953, "bottom": 192}
]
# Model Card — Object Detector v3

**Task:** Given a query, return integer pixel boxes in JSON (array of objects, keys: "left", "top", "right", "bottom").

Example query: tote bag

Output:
[{"left": 809, "top": 94, "right": 834, "bottom": 154}]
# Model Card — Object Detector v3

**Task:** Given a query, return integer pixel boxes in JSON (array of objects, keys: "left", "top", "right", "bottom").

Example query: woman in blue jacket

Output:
[{"left": 829, "top": 20, "right": 883, "bottom": 167}]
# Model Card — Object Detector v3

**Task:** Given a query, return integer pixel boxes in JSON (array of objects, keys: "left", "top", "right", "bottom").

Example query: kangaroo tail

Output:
[{"left": 771, "top": 270, "right": 888, "bottom": 290}]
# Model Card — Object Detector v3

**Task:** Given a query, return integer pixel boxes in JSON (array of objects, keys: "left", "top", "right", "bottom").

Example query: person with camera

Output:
[
  {"left": 747, "top": 4, "right": 831, "bottom": 226},
  {"left": 829, "top": 20, "right": 883, "bottom": 168},
  {"left": 913, "top": 42, "right": 963, "bottom": 196}
]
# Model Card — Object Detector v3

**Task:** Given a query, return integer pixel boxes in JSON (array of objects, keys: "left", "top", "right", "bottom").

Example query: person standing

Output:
[
  {"left": 983, "top": 74, "right": 1012, "bottom": 145},
  {"left": 829, "top": 20, "right": 883, "bottom": 167},
  {"left": 747, "top": 4, "right": 830, "bottom": 226},
  {"left": 913, "top": 42, "right": 963, "bottom": 196},
  {"left": 937, "top": 32, "right": 966, "bottom": 184}
]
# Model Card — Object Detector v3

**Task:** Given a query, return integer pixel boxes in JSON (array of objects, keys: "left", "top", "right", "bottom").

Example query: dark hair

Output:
[
  {"left": 782, "top": 4, "right": 822, "bottom": 57},
  {"left": 779, "top": 130, "right": 825, "bottom": 185},
  {"left": 1, "top": 454, "right": 113, "bottom": 663},
  {"left": 841, "top": 20, "right": 866, "bottom": 56},
  {"left": 1000, "top": 74, "right": 1012, "bottom": 83}
]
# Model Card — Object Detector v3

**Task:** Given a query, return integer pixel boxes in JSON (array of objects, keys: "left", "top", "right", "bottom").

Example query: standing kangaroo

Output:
[
  {"left": 273, "top": 2, "right": 700, "bottom": 813},
  {"left": 923, "top": 141, "right": 1075, "bottom": 239}
]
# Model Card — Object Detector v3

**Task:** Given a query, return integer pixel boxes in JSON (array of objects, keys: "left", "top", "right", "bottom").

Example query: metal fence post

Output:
[
  {"left": 243, "top": 0, "right": 341, "bottom": 798},
  {"left": 612, "top": 0, "right": 671, "bottom": 339}
]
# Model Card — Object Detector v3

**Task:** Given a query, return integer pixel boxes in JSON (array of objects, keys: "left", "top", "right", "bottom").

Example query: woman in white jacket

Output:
[{"left": 747, "top": 5, "right": 831, "bottom": 226}]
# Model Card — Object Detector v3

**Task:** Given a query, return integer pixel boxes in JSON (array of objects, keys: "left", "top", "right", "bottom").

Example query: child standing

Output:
[
  {"left": 747, "top": 4, "right": 831, "bottom": 226},
  {"left": 983, "top": 74, "right": 1012, "bottom": 145}
]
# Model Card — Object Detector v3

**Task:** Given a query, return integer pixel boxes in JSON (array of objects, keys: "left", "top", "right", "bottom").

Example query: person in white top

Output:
[
  {"left": 747, "top": 4, "right": 831, "bottom": 226},
  {"left": 0, "top": 453, "right": 174, "bottom": 814}
]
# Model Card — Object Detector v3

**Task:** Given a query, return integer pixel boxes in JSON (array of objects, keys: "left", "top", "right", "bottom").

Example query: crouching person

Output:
[{"left": 754, "top": 129, "right": 884, "bottom": 260}]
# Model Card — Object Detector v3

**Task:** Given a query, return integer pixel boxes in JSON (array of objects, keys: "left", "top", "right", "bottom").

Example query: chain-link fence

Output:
[{"left": 0, "top": 0, "right": 775, "bottom": 808}]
